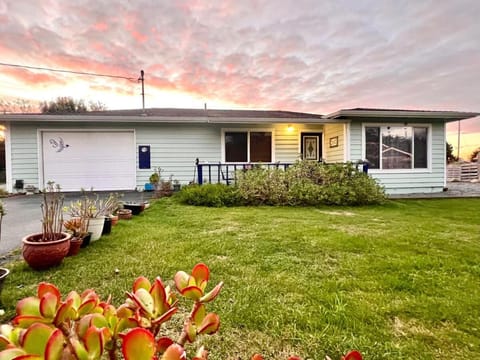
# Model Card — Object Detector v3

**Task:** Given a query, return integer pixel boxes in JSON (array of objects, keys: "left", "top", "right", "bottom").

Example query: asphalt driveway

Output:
[{"left": 0, "top": 191, "right": 153, "bottom": 256}]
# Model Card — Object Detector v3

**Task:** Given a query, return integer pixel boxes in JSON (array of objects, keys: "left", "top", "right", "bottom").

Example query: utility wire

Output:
[{"left": 0, "top": 61, "right": 137, "bottom": 81}]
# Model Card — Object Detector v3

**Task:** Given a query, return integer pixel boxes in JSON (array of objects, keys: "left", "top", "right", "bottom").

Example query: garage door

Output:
[{"left": 42, "top": 131, "right": 136, "bottom": 191}]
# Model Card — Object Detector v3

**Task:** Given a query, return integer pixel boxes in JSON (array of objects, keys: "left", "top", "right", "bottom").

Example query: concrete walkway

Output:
[
  {"left": 0, "top": 191, "right": 154, "bottom": 257},
  {"left": 389, "top": 181, "right": 480, "bottom": 199}
]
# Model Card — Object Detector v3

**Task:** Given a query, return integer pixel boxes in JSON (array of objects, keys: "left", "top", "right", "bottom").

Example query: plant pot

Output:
[
  {"left": 80, "top": 233, "right": 92, "bottom": 248},
  {"left": 122, "top": 203, "right": 144, "bottom": 215},
  {"left": 0, "top": 267, "right": 10, "bottom": 305},
  {"left": 102, "top": 216, "right": 112, "bottom": 235},
  {"left": 88, "top": 217, "right": 105, "bottom": 241},
  {"left": 110, "top": 215, "right": 119, "bottom": 226},
  {"left": 22, "top": 232, "right": 72, "bottom": 270},
  {"left": 67, "top": 237, "right": 83, "bottom": 257},
  {"left": 117, "top": 209, "right": 132, "bottom": 220}
]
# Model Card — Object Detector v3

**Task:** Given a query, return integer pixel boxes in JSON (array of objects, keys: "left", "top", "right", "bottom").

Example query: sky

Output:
[{"left": 0, "top": 0, "right": 479, "bottom": 159}]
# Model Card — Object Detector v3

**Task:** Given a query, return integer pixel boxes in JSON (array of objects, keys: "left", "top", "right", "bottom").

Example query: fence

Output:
[
  {"left": 447, "top": 163, "right": 479, "bottom": 181},
  {"left": 196, "top": 161, "right": 291, "bottom": 185}
]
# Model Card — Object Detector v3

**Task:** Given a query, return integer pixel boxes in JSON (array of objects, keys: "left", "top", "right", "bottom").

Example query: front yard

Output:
[{"left": 2, "top": 198, "right": 479, "bottom": 359}]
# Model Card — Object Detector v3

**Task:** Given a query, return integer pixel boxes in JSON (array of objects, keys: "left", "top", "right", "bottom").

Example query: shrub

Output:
[
  {"left": 236, "top": 161, "right": 386, "bottom": 206},
  {"left": 178, "top": 161, "right": 385, "bottom": 207},
  {"left": 177, "top": 183, "right": 241, "bottom": 207}
]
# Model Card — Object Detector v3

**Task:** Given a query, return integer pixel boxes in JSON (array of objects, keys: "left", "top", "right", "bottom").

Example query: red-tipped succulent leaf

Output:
[
  {"left": 121, "top": 328, "right": 156, "bottom": 360},
  {"left": 343, "top": 350, "right": 362, "bottom": 360},
  {"left": 161, "top": 344, "right": 186, "bottom": 360}
]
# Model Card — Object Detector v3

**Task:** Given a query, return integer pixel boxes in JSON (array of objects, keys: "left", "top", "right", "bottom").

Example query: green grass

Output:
[{"left": 2, "top": 198, "right": 480, "bottom": 359}]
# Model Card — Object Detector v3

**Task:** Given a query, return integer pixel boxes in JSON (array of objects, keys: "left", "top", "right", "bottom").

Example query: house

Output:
[{"left": 1, "top": 108, "right": 477, "bottom": 195}]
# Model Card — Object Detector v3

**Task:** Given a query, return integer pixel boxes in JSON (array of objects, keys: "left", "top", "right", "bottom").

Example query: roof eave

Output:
[{"left": 326, "top": 109, "right": 480, "bottom": 122}]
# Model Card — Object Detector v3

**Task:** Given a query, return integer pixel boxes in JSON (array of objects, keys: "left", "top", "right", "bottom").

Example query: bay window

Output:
[
  {"left": 365, "top": 125, "right": 428, "bottom": 170},
  {"left": 224, "top": 130, "right": 272, "bottom": 162}
]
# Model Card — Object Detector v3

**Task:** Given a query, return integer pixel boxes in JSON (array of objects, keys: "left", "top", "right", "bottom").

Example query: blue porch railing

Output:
[
  {"left": 195, "top": 159, "right": 292, "bottom": 185},
  {"left": 194, "top": 159, "right": 370, "bottom": 186}
]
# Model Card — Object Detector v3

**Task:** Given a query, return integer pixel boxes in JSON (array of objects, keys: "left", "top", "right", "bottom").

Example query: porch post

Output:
[{"left": 196, "top": 158, "right": 203, "bottom": 185}]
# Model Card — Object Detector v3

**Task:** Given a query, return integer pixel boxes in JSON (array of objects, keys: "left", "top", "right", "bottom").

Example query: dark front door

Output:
[{"left": 301, "top": 132, "right": 322, "bottom": 161}]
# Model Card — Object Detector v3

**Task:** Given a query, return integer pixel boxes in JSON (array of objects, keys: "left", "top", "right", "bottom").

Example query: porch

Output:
[{"left": 195, "top": 159, "right": 369, "bottom": 186}]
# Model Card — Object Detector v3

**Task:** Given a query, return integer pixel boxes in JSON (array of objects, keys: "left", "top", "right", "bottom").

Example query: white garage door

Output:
[{"left": 42, "top": 131, "right": 136, "bottom": 191}]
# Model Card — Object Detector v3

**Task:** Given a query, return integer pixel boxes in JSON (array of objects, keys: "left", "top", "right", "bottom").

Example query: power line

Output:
[{"left": 0, "top": 61, "right": 137, "bottom": 81}]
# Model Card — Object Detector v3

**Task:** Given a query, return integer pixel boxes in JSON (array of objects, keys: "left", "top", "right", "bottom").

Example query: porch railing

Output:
[
  {"left": 194, "top": 159, "right": 370, "bottom": 186},
  {"left": 195, "top": 159, "right": 291, "bottom": 185}
]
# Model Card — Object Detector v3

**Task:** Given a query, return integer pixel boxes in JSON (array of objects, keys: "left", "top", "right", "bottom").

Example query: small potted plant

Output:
[
  {"left": 63, "top": 218, "right": 85, "bottom": 255},
  {"left": 173, "top": 179, "right": 181, "bottom": 192},
  {"left": 22, "top": 182, "right": 72, "bottom": 270},
  {"left": 66, "top": 190, "right": 106, "bottom": 242}
]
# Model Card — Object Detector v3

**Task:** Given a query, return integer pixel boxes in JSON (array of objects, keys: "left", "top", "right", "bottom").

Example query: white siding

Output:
[
  {"left": 349, "top": 120, "right": 446, "bottom": 194},
  {"left": 9, "top": 123, "right": 39, "bottom": 189},
  {"left": 135, "top": 124, "right": 220, "bottom": 186}
]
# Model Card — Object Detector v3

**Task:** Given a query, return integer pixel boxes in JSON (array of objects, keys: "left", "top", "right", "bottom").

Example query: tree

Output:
[
  {"left": 446, "top": 142, "right": 457, "bottom": 163},
  {"left": 40, "top": 97, "right": 107, "bottom": 113},
  {"left": 0, "top": 98, "right": 35, "bottom": 114},
  {"left": 469, "top": 147, "right": 480, "bottom": 162}
]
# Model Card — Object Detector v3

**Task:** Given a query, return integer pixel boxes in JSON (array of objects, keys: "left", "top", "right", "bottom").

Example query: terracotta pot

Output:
[
  {"left": 117, "top": 209, "right": 132, "bottom": 220},
  {"left": 0, "top": 267, "right": 10, "bottom": 305},
  {"left": 22, "top": 232, "right": 71, "bottom": 270},
  {"left": 110, "top": 215, "right": 119, "bottom": 226},
  {"left": 67, "top": 237, "right": 83, "bottom": 257}
]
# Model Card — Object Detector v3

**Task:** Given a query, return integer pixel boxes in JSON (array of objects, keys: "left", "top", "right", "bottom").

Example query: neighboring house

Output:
[{"left": 1, "top": 108, "right": 477, "bottom": 195}]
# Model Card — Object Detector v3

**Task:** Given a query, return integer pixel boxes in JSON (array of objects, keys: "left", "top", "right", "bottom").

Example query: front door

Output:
[{"left": 301, "top": 132, "right": 322, "bottom": 161}]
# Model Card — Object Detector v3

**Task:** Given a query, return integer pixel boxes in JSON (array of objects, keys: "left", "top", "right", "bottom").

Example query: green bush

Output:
[
  {"left": 177, "top": 183, "right": 241, "bottom": 207},
  {"left": 178, "top": 161, "right": 386, "bottom": 207},
  {"left": 236, "top": 161, "right": 386, "bottom": 206}
]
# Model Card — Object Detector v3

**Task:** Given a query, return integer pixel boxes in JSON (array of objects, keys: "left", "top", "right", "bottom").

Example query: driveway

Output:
[{"left": 0, "top": 191, "right": 154, "bottom": 256}]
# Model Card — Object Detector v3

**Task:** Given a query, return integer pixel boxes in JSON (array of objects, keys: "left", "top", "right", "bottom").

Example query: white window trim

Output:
[
  {"left": 361, "top": 123, "right": 432, "bottom": 174},
  {"left": 221, "top": 128, "right": 275, "bottom": 163}
]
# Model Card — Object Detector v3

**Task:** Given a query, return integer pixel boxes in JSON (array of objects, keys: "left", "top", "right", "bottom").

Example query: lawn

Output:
[{"left": 1, "top": 198, "right": 479, "bottom": 359}]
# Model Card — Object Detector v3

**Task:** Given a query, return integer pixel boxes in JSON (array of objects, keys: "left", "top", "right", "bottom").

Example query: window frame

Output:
[
  {"left": 361, "top": 123, "right": 432, "bottom": 173},
  {"left": 221, "top": 128, "right": 275, "bottom": 163}
]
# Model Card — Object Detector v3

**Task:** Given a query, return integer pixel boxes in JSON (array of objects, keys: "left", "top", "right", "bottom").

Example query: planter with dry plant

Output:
[{"left": 22, "top": 182, "right": 71, "bottom": 270}]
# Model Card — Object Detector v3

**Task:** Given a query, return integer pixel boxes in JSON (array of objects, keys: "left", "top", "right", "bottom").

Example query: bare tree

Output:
[{"left": 0, "top": 98, "right": 35, "bottom": 114}]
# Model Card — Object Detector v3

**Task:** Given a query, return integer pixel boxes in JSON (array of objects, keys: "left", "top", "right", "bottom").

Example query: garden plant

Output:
[{"left": 0, "top": 263, "right": 359, "bottom": 360}]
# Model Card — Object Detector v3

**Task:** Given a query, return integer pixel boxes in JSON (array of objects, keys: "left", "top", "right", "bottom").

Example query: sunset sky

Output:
[{"left": 0, "top": 0, "right": 479, "bottom": 158}]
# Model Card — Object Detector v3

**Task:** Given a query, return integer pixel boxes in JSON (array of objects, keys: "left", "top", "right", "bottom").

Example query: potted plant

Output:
[
  {"left": 99, "top": 193, "right": 123, "bottom": 233},
  {"left": 0, "top": 200, "right": 9, "bottom": 301},
  {"left": 22, "top": 182, "right": 72, "bottom": 270},
  {"left": 63, "top": 218, "right": 85, "bottom": 255},
  {"left": 66, "top": 190, "right": 106, "bottom": 242},
  {"left": 173, "top": 179, "right": 181, "bottom": 192}
]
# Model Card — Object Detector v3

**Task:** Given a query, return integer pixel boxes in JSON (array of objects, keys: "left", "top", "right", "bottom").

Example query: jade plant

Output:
[{"left": 0, "top": 264, "right": 362, "bottom": 360}]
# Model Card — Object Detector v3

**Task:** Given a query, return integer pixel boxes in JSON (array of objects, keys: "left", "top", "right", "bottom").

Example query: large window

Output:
[
  {"left": 225, "top": 131, "right": 272, "bottom": 162},
  {"left": 365, "top": 125, "right": 428, "bottom": 170}
]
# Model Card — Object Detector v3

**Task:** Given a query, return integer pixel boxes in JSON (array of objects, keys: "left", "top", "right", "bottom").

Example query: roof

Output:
[
  {"left": 1, "top": 107, "right": 477, "bottom": 124},
  {"left": 0, "top": 108, "right": 325, "bottom": 124},
  {"left": 326, "top": 108, "right": 479, "bottom": 122}
]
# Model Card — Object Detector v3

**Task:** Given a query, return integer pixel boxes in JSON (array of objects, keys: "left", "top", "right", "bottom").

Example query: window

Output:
[
  {"left": 365, "top": 125, "right": 428, "bottom": 170},
  {"left": 224, "top": 131, "right": 272, "bottom": 162}
]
